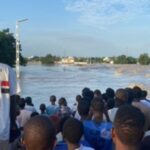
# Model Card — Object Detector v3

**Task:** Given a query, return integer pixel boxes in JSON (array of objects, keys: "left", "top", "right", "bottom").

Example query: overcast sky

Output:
[{"left": 0, "top": 0, "right": 150, "bottom": 57}]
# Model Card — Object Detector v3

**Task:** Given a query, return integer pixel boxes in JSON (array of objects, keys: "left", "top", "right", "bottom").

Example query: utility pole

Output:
[{"left": 16, "top": 19, "right": 28, "bottom": 78}]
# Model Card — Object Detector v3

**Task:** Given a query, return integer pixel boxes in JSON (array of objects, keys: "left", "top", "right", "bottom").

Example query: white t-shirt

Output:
[
  {"left": 75, "top": 110, "right": 81, "bottom": 120},
  {"left": 25, "top": 105, "right": 36, "bottom": 112},
  {"left": 0, "top": 63, "right": 20, "bottom": 140},
  {"left": 75, "top": 144, "right": 94, "bottom": 150},
  {"left": 17, "top": 109, "right": 31, "bottom": 128},
  {"left": 108, "top": 107, "right": 118, "bottom": 122},
  {"left": 132, "top": 101, "right": 150, "bottom": 131}
]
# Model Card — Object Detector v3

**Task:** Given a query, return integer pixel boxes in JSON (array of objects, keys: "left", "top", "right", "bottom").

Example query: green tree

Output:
[
  {"left": 0, "top": 29, "right": 26, "bottom": 67},
  {"left": 138, "top": 53, "right": 150, "bottom": 65},
  {"left": 114, "top": 55, "right": 128, "bottom": 64},
  {"left": 41, "top": 54, "right": 55, "bottom": 64},
  {"left": 126, "top": 56, "right": 137, "bottom": 64},
  {"left": 114, "top": 55, "right": 137, "bottom": 64}
]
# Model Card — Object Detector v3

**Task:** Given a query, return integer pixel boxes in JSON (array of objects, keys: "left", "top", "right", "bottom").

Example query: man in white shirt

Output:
[
  {"left": 141, "top": 90, "right": 150, "bottom": 108},
  {"left": 0, "top": 63, "right": 20, "bottom": 150},
  {"left": 132, "top": 87, "right": 150, "bottom": 131},
  {"left": 17, "top": 98, "right": 31, "bottom": 129},
  {"left": 108, "top": 88, "right": 128, "bottom": 122}
]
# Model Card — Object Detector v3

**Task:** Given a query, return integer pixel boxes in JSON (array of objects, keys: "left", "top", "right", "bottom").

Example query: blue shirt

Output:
[
  {"left": 46, "top": 105, "right": 59, "bottom": 116},
  {"left": 83, "top": 120, "right": 113, "bottom": 150}
]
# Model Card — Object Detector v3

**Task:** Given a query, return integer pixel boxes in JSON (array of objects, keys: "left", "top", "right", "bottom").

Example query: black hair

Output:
[
  {"left": 40, "top": 104, "right": 46, "bottom": 112},
  {"left": 76, "top": 95, "right": 82, "bottom": 103},
  {"left": 141, "top": 90, "right": 148, "bottom": 99},
  {"left": 58, "top": 97, "right": 67, "bottom": 106},
  {"left": 106, "top": 88, "right": 115, "bottom": 99},
  {"left": 50, "top": 95, "right": 56, "bottom": 102},
  {"left": 24, "top": 116, "right": 56, "bottom": 150},
  {"left": 125, "top": 88, "right": 134, "bottom": 104},
  {"left": 114, "top": 105, "right": 145, "bottom": 146},
  {"left": 25, "top": 97, "right": 33, "bottom": 106},
  {"left": 63, "top": 118, "right": 83, "bottom": 144},
  {"left": 115, "top": 88, "right": 128, "bottom": 107},
  {"left": 82, "top": 87, "right": 90, "bottom": 97},
  {"left": 77, "top": 100, "right": 90, "bottom": 118},
  {"left": 133, "top": 86, "right": 142, "bottom": 99},
  {"left": 94, "top": 89, "right": 101, "bottom": 97},
  {"left": 91, "top": 97, "right": 104, "bottom": 113}
]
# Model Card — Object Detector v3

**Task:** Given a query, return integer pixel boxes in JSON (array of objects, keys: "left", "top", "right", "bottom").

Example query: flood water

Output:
[{"left": 19, "top": 64, "right": 150, "bottom": 109}]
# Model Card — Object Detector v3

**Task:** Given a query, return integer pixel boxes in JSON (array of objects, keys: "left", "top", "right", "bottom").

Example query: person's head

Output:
[
  {"left": 25, "top": 97, "right": 33, "bottom": 106},
  {"left": 58, "top": 97, "right": 67, "bottom": 106},
  {"left": 39, "top": 104, "right": 46, "bottom": 114},
  {"left": 82, "top": 87, "right": 90, "bottom": 98},
  {"left": 115, "top": 88, "right": 128, "bottom": 107},
  {"left": 76, "top": 95, "right": 82, "bottom": 103},
  {"left": 141, "top": 90, "right": 148, "bottom": 99},
  {"left": 19, "top": 98, "right": 26, "bottom": 109},
  {"left": 140, "top": 136, "right": 150, "bottom": 150},
  {"left": 112, "top": 105, "right": 145, "bottom": 149},
  {"left": 94, "top": 89, "right": 101, "bottom": 98},
  {"left": 23, "top": 116, "right": 56, "bottom": 150},
  {"left": 91, "top": 97, "right": 104, "bottom": 115},
  {"left": 82, "top": 88, "right": 93, "bottom": 104},
  {"left": 133, "top": 86, "right": 142, "bottom": 100},
  {"left": 77, "top": 100, "right": 90, "bottom": 120},
  {"left": 125, "top": 88, "right": 134, "bottom": 104},
  {"left": 106, "top": 88, "right": 115, "bottom": 99},
  {"left": 63, "top": 118, "right": 83, "bottom": 145},
  {"left": 50, "top": 95, "right": 56, "bottom": 105}
]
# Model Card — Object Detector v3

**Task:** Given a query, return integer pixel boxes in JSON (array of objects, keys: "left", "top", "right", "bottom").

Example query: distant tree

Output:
[
  {"left": 114, "top": 55, "right": 128, "bottom": 64},
  {"left": 41, "top": 54, "right": 55, "bottom": 64},
  {"left": 114, "top": 55, "right": 137, "bottom": 64},
  {"left": 0, "top": 29, "right": 26, "bottom": 67},
  {"left": 126, "top": 56, "right": 137, "bottom": 64},
  {"left": 138, "top": 53, "right": 150, "bottom": 65}
]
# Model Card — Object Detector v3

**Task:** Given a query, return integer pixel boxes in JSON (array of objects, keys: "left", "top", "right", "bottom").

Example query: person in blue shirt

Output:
[
  {"left": 54, "top": 117, "right": 92, "bottom": 150},
  {"left": 83, "top": 97, "right": 113, "bottom": 150},
  {"left": 46, "top": 95, "right": 59, "bottom": 116}
]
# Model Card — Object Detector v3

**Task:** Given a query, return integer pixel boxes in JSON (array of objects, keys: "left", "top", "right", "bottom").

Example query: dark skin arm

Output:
[{"left": 9, "top": 95, "right": 20, "bottom": 142}]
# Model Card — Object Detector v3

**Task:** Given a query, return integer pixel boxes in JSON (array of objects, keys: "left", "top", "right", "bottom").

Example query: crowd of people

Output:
[
  {"left": 9, "top": 86, "right": 150, "bottom": 150},
  {"left": 0, "top": 63, "right": 150, "bottom": 150}
]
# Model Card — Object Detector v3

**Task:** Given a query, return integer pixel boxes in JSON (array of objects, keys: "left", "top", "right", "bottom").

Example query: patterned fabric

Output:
[{"left": 83, "top": 120, "right": 113, "bottom": 150}]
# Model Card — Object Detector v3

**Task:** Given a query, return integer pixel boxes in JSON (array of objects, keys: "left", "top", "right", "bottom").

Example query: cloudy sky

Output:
[{"left": 0, "top": 0, "right": 150, "bottom": 57}]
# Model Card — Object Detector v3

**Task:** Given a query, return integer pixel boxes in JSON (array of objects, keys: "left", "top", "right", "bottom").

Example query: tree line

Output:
[
  {"left": 29, "top": 53, "right": 150, "bottom": 65},
  {"left": 0, "top": 29, "right": 150, "bottom": 66}
]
